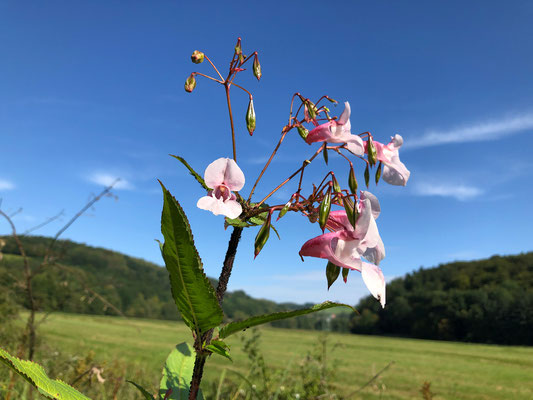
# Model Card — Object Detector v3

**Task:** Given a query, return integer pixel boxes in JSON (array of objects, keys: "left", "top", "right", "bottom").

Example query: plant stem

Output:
[
  {"left": 225, "top": 84, "right": 237, "bottom": 162},
  {"left": 188, "top": 226, "right": 243, "bottom": 399}
]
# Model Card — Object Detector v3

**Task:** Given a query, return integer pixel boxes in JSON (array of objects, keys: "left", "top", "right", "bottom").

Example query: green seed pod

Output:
[
  {"left": 348, "top": 166, "right": 358, "bottom": 194},
  {"left": 326, "top": 96, "right": 338, "bottom": 104},
  {"left": 278, "top": 201, "right": 291, "bottom": 220},
  {"left": 326, "top": 261, "right": 341, "bottom": 290},
  {"left": 364, "top": 164, "right": 370, "bottom": 188},
  {"left": 254, "top": 218, "right": 270, "bottom": 258},
  {"left": 332, "top": 177, "right": 341, "bottom": 195},
  {"left": 246, "top": 99, "right": 256, "bottom": 136},
  {"left": 323, "top": 146, "right": 329, "bottom": 165},
  {"left": 307, "top": 100, "right": 318, "bottom": 120},
  {"left": 343, "top": 197, "right": 358, "bottom": 229},
  {"left": 342, "top": 267, "right": 349, "bottom": 283},
  {"left": 253, "top": 54, "right": 262, "bottom": 81},
  {"left": 375, "top": 161, "right": 382, "bottom": 185},
  {"left": 297, "top": 125, "right": 309, "bottom": 141},
  {"left": 367, "top": 136, "right": 377, "bottom": 167},
  {"left": 318, "top": 190, "right": 332, "bottom": 232}
]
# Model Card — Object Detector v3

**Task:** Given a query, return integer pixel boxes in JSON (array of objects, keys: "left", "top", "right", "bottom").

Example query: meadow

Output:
[{"left": 12, "top": 312, "right": 533, "bottom": 400}]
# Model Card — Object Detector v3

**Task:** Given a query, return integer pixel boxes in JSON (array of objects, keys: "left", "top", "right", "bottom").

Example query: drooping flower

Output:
[
  {"left": 372, "top": 134, "right": 410, "bottom": 186},
  {"left": 197, "top": 158, "right": 245, "bottom": 219},
  {"left": 299, "top": 191, "right": 386, "bottom": 307},
  {"left": 305, "top": 102, "right": 364, "bottom": 156}
]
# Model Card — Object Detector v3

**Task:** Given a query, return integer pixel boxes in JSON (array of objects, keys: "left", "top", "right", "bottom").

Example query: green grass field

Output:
[{"left": 12, "top": 312, "right": 533, "bottom": 399}]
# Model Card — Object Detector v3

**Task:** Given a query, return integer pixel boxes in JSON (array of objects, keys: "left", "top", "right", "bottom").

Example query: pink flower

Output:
[
  {"left": 299, "top": 191, "right": 386, "bottom": 307},
  {"left": 305, "top": 102, "right": 364, "bottom": 156},
  {"left": 197, "top": 158, "right": 245, "bottom": 219},
  {"left": 373, "top": 134, "right": 410, "bottom": 186}
]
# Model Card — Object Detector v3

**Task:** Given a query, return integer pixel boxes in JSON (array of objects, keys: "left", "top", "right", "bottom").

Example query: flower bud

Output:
[
  {"left": 367, "top": 137, "right": 377, "bottom": 167},
  {"left": 326, "top": 96, "right": 338, "bottom": 104},
  {"left": 253, "top": 54, "right": 262, "bottom": 81},
  {"left": 342, "top": 267, "right": 349, "bottom": 283},
  {"left": 254, "top": 218, "right": 270, "bottom": 258},
  {"left": 322, "top": 146, "right": 329, "bottom": 165},
  {"left": 318, "top": 190, "right": 332, "bottom": 232},
  {"left": 348, "top": 166, "right": 358, "bottom": 194},
  {"left": 246, "top": 99, "right": 256, "bottom": 136},
  {"left": 297, "top": 125, "right": 309, "bottom": 141},
  {"left": 326, "top": 261, "right": 340, "bottom": 290},
  {"left": 191, "top": 50, "right": 204, "bottom": 64},
  {"left": 235, "top": 39, "right": 242, "bottom": 55},
  {"left": 184, "top": 74, "right": 196, "bottom": 93},
  {"left": 375, "top": 161, "right": 382, "bottom": 185},
  {"left": 364, "top": 164, "right": 370, "bottom": 188}
]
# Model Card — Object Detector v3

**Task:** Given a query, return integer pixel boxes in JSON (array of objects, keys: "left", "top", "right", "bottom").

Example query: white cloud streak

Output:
[
  {"left": 0, "top": 179, "right": 15, "bottom": 191},
  {"left": 406, "top": 113, "right": 533, "bottom": 149},
  {"left": 87, "top": 173, "right": 133, "bottom": 190},
  {"left": 414, "top": 182, "right": 483, "bottom": 201}
]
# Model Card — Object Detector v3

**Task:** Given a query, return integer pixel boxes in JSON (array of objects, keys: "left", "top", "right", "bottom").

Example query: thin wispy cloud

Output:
[
  {"left": 414, "top": 182, "right": 483, "bottom": 201},
  {"left": 0, "top": 179, "right": 15, "bottom": 191},
  {"left": 87, "top": 173, "right": 134, "bottom": 190},
  {"left": 406, "top": 112, "right": 533, "bottom": 149}
]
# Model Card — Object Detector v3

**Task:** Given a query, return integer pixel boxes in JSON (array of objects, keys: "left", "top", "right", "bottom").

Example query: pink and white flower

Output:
[
  {"left": 197, "top": 158, "right": 245, "bottom": 219},
  {"left": 373, "top": 134, "right": 410, "bottom": 186},
  {"left": 299, "top": 191, "right": 386, "bottom": 307},
  {"left": 305, "top": 102, "right": 365, "bottom": 156}
]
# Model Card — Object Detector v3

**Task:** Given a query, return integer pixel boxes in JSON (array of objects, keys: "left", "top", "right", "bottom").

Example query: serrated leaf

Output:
[
  {"left": 0, "top": 347, "right": 91, "bottom": 400},
  {"left": 219, "top": 301, "right": 355, "bottom": 339},
  {"left": 160, "top": 182, "right": 223, "bottom": 335},
  {"left": 171, "top": 155, "right": 209, "bottom": 191},
  {"left": 127, "top": 381, "right": 154, "bottom": 400},
  {"left": 159, "top": 343, "right": 203, "bottom": 400}
]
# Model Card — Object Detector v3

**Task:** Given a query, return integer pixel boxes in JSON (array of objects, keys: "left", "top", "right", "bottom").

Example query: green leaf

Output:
[
  {"left": 326, "top": 262, "right": 341, "bottom": 289},
  {"left": 170, "top": 155, "right": 209, "bottom": 191},
  {"left": 205, "top": 342, "right": 232, "bottom": 361},
  {"left": 219, "top": 301, "right": 355, "bottom": 339},
  {"left": 127, "top": 381, "right": 154, "bottom": 400},
  {"left": 159, "top": 343, "right": 203, "bottom": 400},
  {"left": 0, "top": 347, "right": 91, "bottom": 400},
  {"left": 160, "top": 182, "right": 223, "bottom": 335}
]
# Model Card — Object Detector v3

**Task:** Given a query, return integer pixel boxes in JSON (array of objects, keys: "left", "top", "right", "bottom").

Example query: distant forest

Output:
[
  {"left": 350, "top": 252, "right": 533, "bottom": 345},
  {"left": 0, "top": 235, "right": 334, "bottom": 330},
  {"left": 1, "top": 236, "right": 531, "bottom": 344}
]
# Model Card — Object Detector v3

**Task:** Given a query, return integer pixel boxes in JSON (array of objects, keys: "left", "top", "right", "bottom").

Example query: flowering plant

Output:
[{"left": 0, "top": 38, "right": 410, "bottom": 400}]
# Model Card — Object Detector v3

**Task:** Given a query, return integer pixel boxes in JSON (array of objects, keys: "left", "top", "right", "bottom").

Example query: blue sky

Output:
[{"left": 1, "top": 1, "right": 532, "bottom": 304}]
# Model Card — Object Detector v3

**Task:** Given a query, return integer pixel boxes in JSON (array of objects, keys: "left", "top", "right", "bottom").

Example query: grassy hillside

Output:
[
  {"left": 0, "top": 235, "right": 330, "bottom": 329},
  {"left": 5, "top": 312, "right": 533, "bottom": 399}
]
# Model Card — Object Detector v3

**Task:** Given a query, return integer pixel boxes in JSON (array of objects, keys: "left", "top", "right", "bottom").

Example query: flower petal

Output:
[
  {"left": 361, "top": 262, "right": 386, "bottom": 308},
  {"left": 382, "top": 158, "right": 410, "bottom": 186},
  {"left": 197, "top": 195, "right": 219, "bottom": 213},
  {"left": 338, "top": 102, "right": 351, "bottom": 126},
  {"left": 360, "top": 191, "right": 380, "bottom": 219},
  {"left": 306, "top": 122, "right": 334, "bottom": 144},
  {"left": 223, "top": 159, "right": 245, "bottom": 191},
  {"left": 299, "top": 231, "right": 362, "bottom": 271},
  {"left": 220, "top": 199, "right": 243, "bottom": 219},
  {"left": 345, "top": 135, "right": 364, "bottom": 156},
  {"left": 204, "top": 158, "right": 229, "bottom": 189}
]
